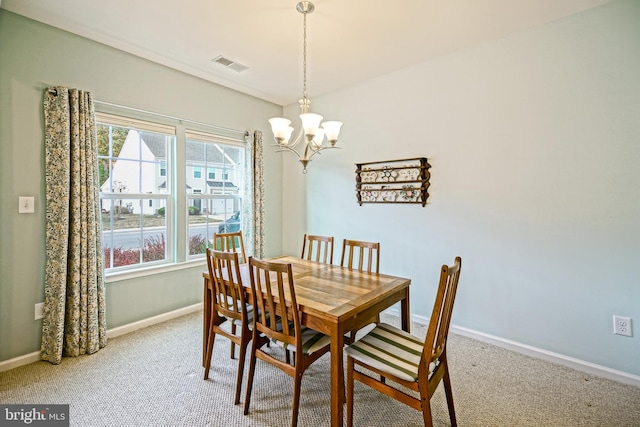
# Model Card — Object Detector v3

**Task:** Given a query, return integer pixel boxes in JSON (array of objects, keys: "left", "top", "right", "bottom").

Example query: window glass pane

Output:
[
  {"left": 101, "top": 198, "right": 168, "bottom": 268},
  {"left": 187, "top": 198, "right": 243, "bottom": 256},
  {"left": 187, "top": 197, "right": 213, "bottom": 256},
  {"left": 97, "top": 126, "right": 169, "bottom": 195},
  {"left": 186, "top": 136, "right": 244, "bottom": 257}
]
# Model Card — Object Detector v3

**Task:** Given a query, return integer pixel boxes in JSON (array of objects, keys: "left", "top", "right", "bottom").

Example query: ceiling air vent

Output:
[{"left": 211, "top": 55, "right": 249, "bottom": 73}]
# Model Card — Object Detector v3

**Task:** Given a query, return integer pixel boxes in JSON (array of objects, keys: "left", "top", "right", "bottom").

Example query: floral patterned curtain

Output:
[
  {"left": 41, "top": 87, "right": 106, "bottom": 364},
  {"left": 242, "top": 130, "right": 264, "bottom": 259}
]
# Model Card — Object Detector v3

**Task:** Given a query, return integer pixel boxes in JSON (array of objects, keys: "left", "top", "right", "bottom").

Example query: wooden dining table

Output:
[{"left": 202, "top": 255, "right": 411, "bottom": 427}]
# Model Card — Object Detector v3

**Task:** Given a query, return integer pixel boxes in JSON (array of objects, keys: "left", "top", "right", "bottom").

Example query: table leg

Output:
[
  {"left": 330, "top": 322, "right": 345, "bottom": 427},
  {"left": 401, "top": 288, "right": 410, "bottom": 333}
]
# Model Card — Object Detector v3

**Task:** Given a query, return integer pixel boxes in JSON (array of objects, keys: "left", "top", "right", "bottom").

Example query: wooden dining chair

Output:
[
  {"left": 203, "top": 248, "right": 252, "bottom": 405},
  {"left": 301, "top": 233, "right": 334, "bottom": 264},
  {"left": 345, "top": 256, "right": 462, "bottom": 427},
  {"left": 340, "top": 239, "right": 380, "bottom": 274},
  {"left": 213, "top": 230, "right": 247, "bottom": 264},
  {"left": 341, "top": 239, "right": 381, "bottom": 340},
  {"left": 243, "top": 257, "right": 331, "bottom": 427},
  {"left": 212, "top": 230, "right": 249, "bottom": 359}
]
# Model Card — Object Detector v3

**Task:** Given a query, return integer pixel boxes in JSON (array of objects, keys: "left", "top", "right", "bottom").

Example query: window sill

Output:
[{"left": 105, "top": 259, "right": 206, "bottom": 283}]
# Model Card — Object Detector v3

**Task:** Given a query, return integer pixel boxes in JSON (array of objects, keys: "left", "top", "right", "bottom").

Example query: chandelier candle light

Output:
[{"left": 269, "top": 1, "right": 343, "bottom": 173}]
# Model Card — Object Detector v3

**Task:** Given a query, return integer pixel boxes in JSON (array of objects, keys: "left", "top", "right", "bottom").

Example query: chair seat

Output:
[
  {"left": 345, "top": 323, "right": 436, "bottom": 382},
  {"left": 272, "top": 325, "right": 331, "bottom": 355}
]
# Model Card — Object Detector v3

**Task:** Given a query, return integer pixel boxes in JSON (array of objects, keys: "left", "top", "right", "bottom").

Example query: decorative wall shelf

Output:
[{"left": 355, "top": 157, "right": 431, "bottom": 206}]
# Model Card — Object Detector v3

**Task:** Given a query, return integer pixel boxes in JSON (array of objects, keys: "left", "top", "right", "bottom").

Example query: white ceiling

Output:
[{"left": 1, "top": 0, "right": 612, "bottom": 106}]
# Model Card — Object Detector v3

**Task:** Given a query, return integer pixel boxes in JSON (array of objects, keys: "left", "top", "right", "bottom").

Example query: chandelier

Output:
[{"left": 269, "top": 1, "right": 343, "bottom": 173}]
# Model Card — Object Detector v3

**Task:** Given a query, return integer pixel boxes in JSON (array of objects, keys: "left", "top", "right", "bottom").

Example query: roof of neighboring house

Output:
[
  {"left": 158, "top": 181, "right": 192, "bottom": 189},
  {"left": 141, "top": 133, "right": 168, "bottom": 159},
  {"left": 206, "top": 181, "right": 238, "bottom": 190},
  {"left": 186, "top": 142, "right": 241, "bottom": 165}
]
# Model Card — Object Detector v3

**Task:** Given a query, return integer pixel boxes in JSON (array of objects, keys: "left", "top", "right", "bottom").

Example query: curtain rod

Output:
[{"left": 93, "top": 99, "right": 248, "bottom": 137}]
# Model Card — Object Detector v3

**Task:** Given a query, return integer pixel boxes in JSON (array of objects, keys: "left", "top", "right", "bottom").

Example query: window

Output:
[
  {"left": 97, "top": 113, "right": 175, "bottom": 271},
  {"left": 96, "top": 111, "right": 247, "bottom": 274},
  {"left": 186, "top": 130, "right": 245, "bottom": 257}
]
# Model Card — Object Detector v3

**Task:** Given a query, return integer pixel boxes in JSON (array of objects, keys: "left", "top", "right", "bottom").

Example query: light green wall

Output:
[
  {"left": 283, "top": 0, "right": 640, "bottom": 376},
  {"left": 0, "top": 10, "right": 283, "bottom": 361}
]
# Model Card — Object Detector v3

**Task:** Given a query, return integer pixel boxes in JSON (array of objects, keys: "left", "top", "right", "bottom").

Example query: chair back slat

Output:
[
  {"left": 248, "top": 257, "right": 300, "bottom": 348},
  {"left": 213, "top": 231, "right": 247, "bottom": 264},
  {"left": 206, "top": 249, "right": 246, "bottom": 322},
  {"left": 301, "top": 234, "right": 334, "bottom": 264},
  {"left": 340, "top": 239, "right": 380, "bottom": 273},
  {"left": 421, "top": 257, "right": 462, "bottom": 373}
]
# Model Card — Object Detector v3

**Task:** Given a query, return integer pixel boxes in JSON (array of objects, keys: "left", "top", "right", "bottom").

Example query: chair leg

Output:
[
  {"left": 420, "top": 397, "right": 435, "bottom": 427},
  {"left": 346, "top": 357, "right": 355, "bottom": 427},
  {"left": 443, "top": 364, "right": 457, "bottom": 427},
  {"left": 234, "top": 338, "right": 249, "bottom": 405},
  {"left": 230, "top": 324, "right": 237, "bottom": 359},
  {"left": 291, "top": 372, "right": 303, "bottom": 427},
  {"left": 203, "top": 321, "right": 216, "bottom": 380},
  {"left": 243, "top": 338, "right": 259, "bottom": 415}
]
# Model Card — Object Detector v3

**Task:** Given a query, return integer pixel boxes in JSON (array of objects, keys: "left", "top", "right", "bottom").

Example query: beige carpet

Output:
[{"left": 1, "top": 312, "right": 639, "bottom": 426}]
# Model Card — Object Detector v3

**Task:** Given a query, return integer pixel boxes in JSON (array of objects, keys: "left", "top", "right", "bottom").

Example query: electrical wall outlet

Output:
[
  {"left": 613, "top": 315, "right": 632, "bottom": 337},
  {"left": 35, "top": 302, "right": 44, "bottom": 320}
]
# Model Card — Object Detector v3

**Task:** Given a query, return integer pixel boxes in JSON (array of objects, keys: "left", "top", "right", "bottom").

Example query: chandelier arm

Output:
[
  {"left": 274, "top": 144, "right": 303, "bottom": 160},
  {"left": 306, "top": 145, "right": 340, "bottom": 161},
  {"left": 287, "top": 127, "right": 305, "bottom": 149}
]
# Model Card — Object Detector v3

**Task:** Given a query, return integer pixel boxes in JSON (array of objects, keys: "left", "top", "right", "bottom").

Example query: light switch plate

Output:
[{"left": 19, "top": 196, "right": 35, "bottom": 213}]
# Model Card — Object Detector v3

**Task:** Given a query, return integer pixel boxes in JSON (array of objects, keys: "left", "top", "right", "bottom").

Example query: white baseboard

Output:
[
  {"left": 106, "top": 303, "right": 202, "bottom": 339},
  {"left": 0, "top": 303, "right": 203, "bottom": 373},
  {"left": 0, "top": 351, "right": 42, "bottom": 373},
  {"left": 383, "top": 308, "right": 640, "bottom": 388}
]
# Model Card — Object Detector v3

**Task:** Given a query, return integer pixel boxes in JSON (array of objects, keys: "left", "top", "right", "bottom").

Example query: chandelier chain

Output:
[{"left": 303, "top": 10, "right": 308, "bottom": 100}]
